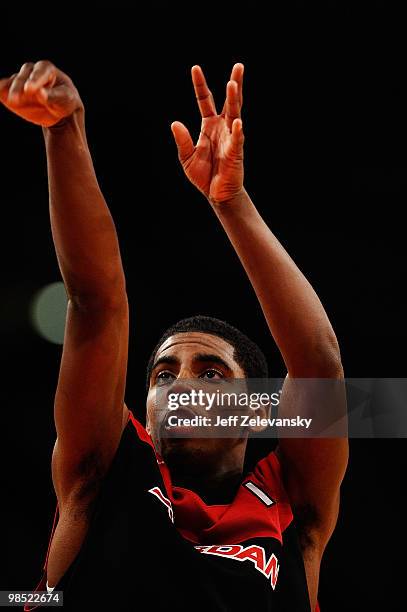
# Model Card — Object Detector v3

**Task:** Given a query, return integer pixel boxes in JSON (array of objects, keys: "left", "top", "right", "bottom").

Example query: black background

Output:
[{"left": 1, "top": 3, "right": 406, "bottom": 610}]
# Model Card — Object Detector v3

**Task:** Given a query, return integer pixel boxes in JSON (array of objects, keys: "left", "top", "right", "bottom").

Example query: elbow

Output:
[{"left": 311, "top": 334, "right": 343, "bottom": 378}]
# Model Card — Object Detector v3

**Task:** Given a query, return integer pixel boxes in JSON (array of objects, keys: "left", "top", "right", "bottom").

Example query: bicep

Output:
[{"left": 53, "top": 296, "right": 129, "bottom": 498}]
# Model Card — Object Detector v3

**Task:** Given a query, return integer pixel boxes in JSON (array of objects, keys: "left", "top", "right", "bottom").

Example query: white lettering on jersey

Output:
[{"left": 195, "top": 544, "right": 280, "bottom": 589}]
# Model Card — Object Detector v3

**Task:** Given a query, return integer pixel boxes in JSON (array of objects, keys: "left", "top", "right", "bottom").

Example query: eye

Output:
[
  {"left": 156, "top": 371, "right": 176, "bottom": 384},
  {"left": 200, "top": 368, "right": 223, "bottom": 380}
]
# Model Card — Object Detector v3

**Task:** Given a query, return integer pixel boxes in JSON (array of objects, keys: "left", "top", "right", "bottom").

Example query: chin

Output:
[
  {"left": 161, "top": 436, "right": 214, "bottom": 455},
  {"left": 161, "top": 437, "right": 218, "bottom": 472}
]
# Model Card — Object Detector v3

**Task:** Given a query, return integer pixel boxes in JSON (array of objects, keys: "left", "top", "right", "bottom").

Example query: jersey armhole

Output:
[{"left": 42, "top": 502, "right": 59, "bottom": 571}]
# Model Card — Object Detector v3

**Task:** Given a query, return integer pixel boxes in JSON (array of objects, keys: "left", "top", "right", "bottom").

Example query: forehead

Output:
[{"left": 155, "top": 332, "right": 236, "bottom": 362}]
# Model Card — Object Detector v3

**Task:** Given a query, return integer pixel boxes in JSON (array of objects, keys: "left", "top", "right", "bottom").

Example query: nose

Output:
[{"left": 166, "top": 377, "right": 196, "bottom": 402}]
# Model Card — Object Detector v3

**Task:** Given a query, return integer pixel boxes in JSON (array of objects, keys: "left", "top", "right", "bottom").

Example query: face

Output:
[{"left": 146, "top": 332, "right": 250, "bottom": 472}]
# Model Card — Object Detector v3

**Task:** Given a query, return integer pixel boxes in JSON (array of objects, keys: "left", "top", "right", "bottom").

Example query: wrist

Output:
[
  {"left": 208, "top": 188, "right": 249, "bottom": 215},
  {"left": 42, "top": 105, "right": 85, "bottom": 136}
]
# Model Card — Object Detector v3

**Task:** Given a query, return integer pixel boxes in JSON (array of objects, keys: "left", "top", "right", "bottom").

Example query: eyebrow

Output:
[{"left": 151, "top": 353, "right": 234, "bottom": 374}]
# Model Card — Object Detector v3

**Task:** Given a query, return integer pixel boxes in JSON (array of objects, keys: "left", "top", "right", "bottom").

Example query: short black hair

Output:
[{"left": 146, "top": 314, "right": 268, "bottom": 391}]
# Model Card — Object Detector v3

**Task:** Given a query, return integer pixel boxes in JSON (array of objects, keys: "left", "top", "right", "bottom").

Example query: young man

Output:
[{"left": 0, "top": 60, "right": 348, "bottom": 611}]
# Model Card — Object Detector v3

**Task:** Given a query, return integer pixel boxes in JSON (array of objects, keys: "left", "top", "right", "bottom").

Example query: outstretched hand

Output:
[
  {"left": 171, "top": 63, "right": 245, "bottom": 204},
  {"left": 0, "top": 61, "right": 83, "bottom": 127}
]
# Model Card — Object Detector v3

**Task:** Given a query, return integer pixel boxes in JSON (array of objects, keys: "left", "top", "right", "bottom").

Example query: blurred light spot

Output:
[{"left": 30, "top": 282, "right": 67, "bottom": 344}]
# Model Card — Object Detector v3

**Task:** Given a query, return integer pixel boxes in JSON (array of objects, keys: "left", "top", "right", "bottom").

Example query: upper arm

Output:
[
  {"left": 52, "top": 295, "right": 129, "bottom": 502},
  {"left": 275, "top": 372, "right": 348, "bottom": 552},
  {"left": 275, "top": 440, "right": 347, "bottom": 550}
]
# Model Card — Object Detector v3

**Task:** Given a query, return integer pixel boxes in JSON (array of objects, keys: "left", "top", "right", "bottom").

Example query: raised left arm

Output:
[{"left": 171, "top": 64, "right": 348, "bottom": 585}]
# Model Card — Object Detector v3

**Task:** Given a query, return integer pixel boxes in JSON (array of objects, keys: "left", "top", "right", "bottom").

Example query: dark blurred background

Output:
[{"left": 1, "top": 2, "right": 406, "bottom": 610}]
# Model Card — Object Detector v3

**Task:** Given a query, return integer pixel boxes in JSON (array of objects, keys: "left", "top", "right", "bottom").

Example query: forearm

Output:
[
  {"left": 210, "top": 189, "right": 342, "bottom": 376},
  {"left": 43, "top": 108, "right": 126, "bottom": 308}
]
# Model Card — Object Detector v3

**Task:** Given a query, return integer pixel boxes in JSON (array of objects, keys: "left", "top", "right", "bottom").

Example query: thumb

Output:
[
  {"left": 171, "top": 121, "right": 195, "bottom": 164},
  {"left": 44, "top": 84, "right": 72, "bottom": 102},
  {"left": 39, "top": 84, "right": 78, "bottom": 111}
]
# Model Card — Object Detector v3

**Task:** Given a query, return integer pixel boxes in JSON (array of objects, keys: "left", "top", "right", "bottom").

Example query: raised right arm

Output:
[{"left": 0, "top": 61, "right": 129, "bottom": 503}]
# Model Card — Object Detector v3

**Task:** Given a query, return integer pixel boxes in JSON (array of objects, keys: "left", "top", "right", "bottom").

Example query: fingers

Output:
[
  {"left": 171, "top": 121, "right": 195, "bottom": 164},
  {"left": 224, "top": 80, "right": 241, "bottom": 132},
  {"left": 230, "top": 62, "right": 244, "bottom": 109},
  {"left": 191, "top": 65, "right": 217, "bottom": 118},
  {"left": 228, "top": 118, "right": 245, "bottom": 159},
  {"left": 8, "top": 63, "right": 34, "bottom": 103},
  {"left": 24, "top": 60, "right": 57, "bottom": 94},
  {"left": 221, "top": 62, "right": 244, "bottom": 119},
  {"left": 3, "top": 61, "right": 58, "bottom": 106}
]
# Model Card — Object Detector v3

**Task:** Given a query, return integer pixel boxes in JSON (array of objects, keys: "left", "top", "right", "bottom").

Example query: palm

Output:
[
  {"left": 184, "top": 115, "right": 242, "bottom": 201},
  {"left": 172, "top": 64, "right": 245, "bottom": 203}
]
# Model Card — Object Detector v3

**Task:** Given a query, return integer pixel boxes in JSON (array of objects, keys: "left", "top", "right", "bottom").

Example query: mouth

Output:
[{"left": 159, "top": 407, "right": 209, "bottom": 439}]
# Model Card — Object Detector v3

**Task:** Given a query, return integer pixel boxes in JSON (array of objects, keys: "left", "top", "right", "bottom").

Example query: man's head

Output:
[{"left": 145, "top": 315, "right": 269, "bottom": 480}]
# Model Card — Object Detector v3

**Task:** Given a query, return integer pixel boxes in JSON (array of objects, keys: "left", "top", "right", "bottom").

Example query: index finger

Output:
[
  {"left": 191, "top": 65, "right": 217, "bottom": 118},
  {"left": 221, "top": 63, "right": 244, "bottom": 117}
]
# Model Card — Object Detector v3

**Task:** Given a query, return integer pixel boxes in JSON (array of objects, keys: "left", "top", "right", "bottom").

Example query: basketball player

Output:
[{"left": 0, "top": 60, "right": 348, "bottom": 611}]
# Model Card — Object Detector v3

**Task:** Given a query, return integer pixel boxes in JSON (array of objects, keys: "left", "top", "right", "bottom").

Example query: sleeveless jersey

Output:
[{"left": 24, "top": 410, "right": 313, "bottom": 611}]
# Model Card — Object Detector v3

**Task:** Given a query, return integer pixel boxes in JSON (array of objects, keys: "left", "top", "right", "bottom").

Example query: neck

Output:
[{"left": 163, "top": 439, "right": 247, "bottom": 504}]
